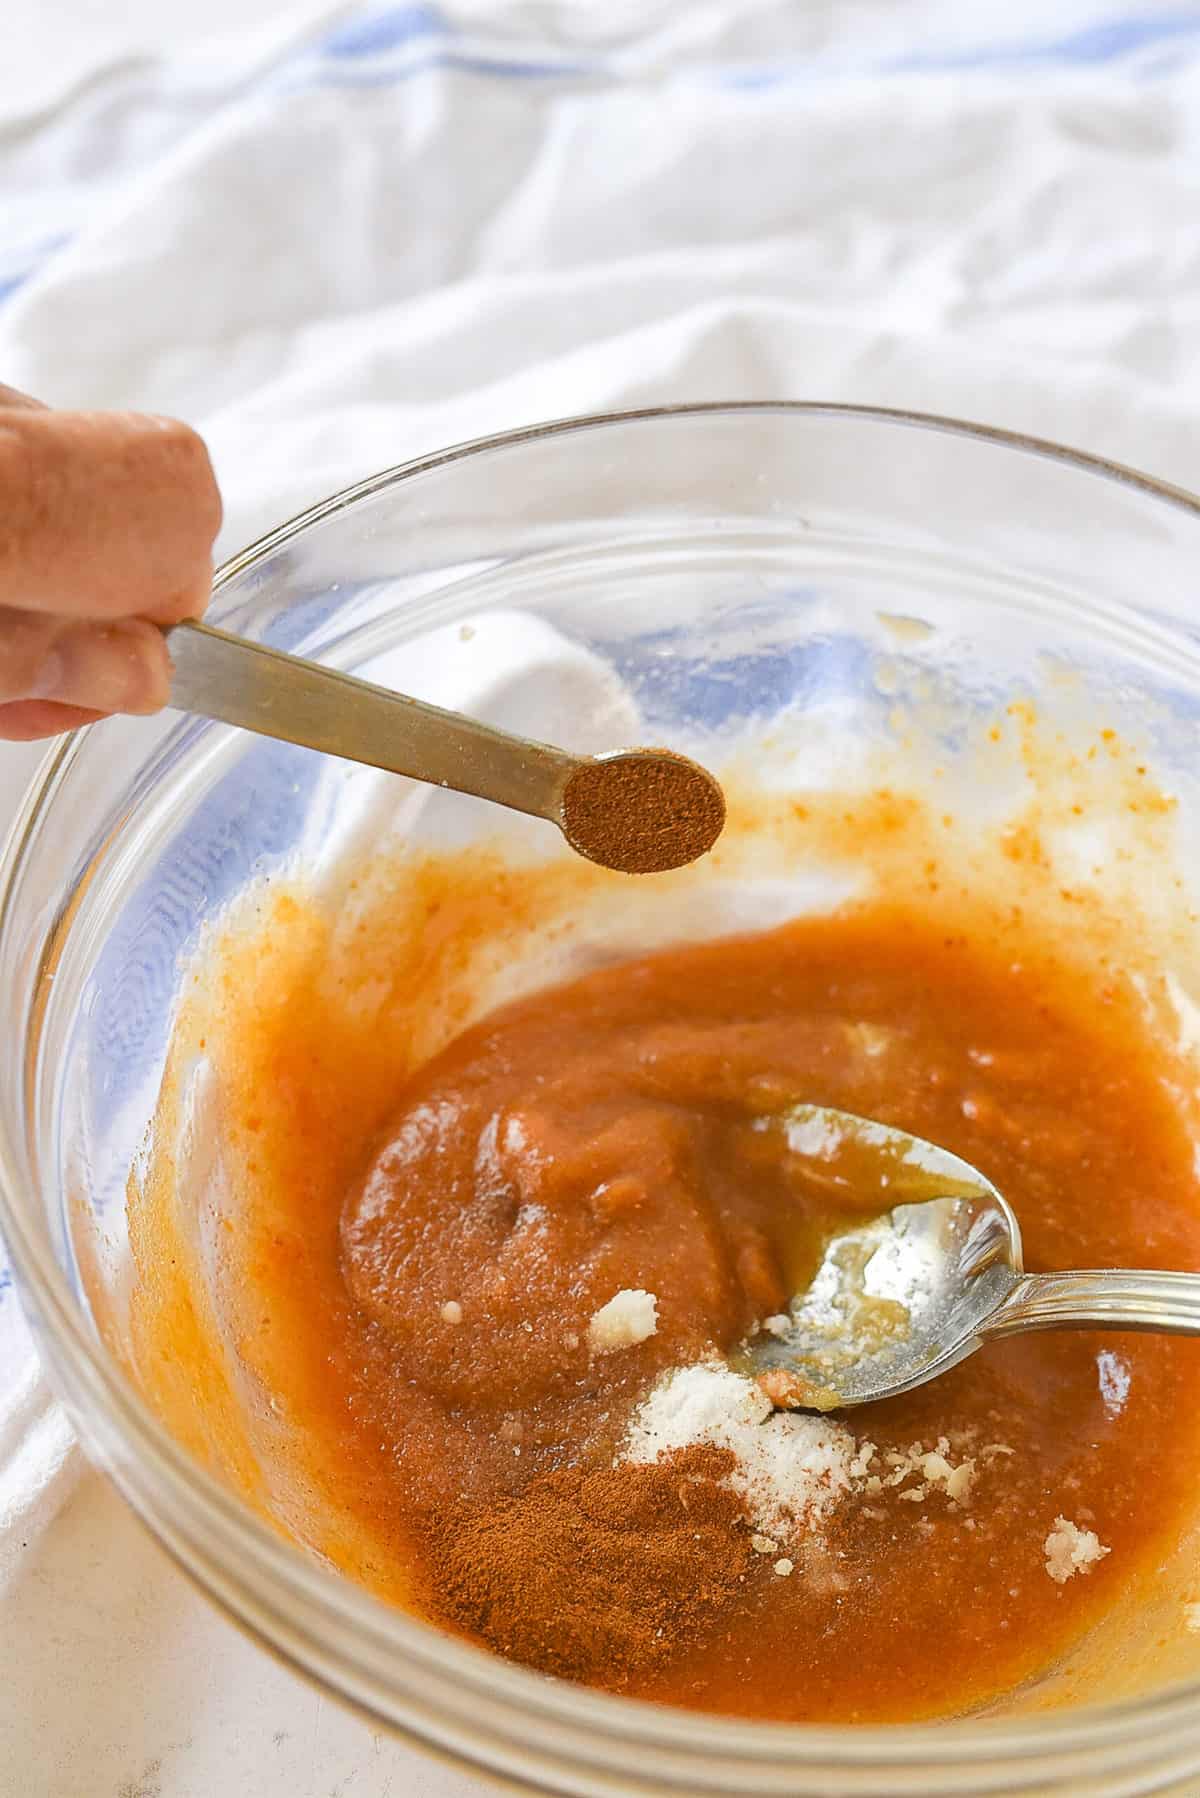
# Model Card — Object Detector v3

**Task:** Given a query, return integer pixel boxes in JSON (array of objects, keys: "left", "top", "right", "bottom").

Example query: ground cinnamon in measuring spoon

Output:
[
  {"left": 421, "top": 1445, "right": 750, "bottom": 1685},
  {"left": 559, "top": 749, "right": 726, "bottom": 874}
]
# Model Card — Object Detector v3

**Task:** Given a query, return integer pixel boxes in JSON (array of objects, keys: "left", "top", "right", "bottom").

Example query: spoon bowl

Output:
[{"left": 748, "top": 1105, "right": 1200, "bottom": 1408}]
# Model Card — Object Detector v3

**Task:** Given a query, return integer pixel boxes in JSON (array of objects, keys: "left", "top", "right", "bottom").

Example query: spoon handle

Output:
[
  {"left": 165, "top": 619, "right": 574, "bottom": 819},
  {"left": 982, "top": 1268, "right": 1200, "bottom": 1339}
]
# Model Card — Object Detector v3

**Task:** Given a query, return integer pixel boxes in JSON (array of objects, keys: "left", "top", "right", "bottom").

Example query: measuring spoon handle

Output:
[{"left": 165, "top": 618, "right": 572, "bottom": 818}]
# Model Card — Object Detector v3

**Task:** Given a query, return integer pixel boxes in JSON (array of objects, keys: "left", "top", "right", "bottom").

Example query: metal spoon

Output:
[
  {"left": 746, "top": 1104, "right": 1200, "bottom": 1409},
  {"left": 165, "top": 619, "right": 724, "bottom": 874}
]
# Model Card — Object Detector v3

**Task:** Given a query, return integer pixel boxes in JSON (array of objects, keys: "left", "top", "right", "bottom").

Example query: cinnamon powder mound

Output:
[
  {"left": 422, "top": 1445, "right": 750, "bottom": 1685},
  {"left": 559, "top": 751, "right": 725, "bottom": 874}
]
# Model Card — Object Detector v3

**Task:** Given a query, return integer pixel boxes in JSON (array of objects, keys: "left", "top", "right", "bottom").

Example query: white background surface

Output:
[
  {"left": 5, "top": 1478, "right": 481, "bottom": 1798},
  {"left": 2, "top": 0, "right": 298, "bottom": 112},
  {"left": 4, "top": 2, "right": 1200, "bottom": 1793}
]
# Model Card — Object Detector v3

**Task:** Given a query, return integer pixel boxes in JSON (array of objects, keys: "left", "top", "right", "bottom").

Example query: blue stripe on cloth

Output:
[
  {"left": 303, "top": 49, "right": 592, "bottom": 88},
  {"left": 884, "top": 9, "right": 1200, "bottom": 72},
  {"left": 293, "top": 6, "right": 1200, "bottom": 95},
  {"left": 320, "top": 2, "right": 450, "bottom": 57},
  {"left": 0, "top": 234, "right": 73, "bottom": 312}
]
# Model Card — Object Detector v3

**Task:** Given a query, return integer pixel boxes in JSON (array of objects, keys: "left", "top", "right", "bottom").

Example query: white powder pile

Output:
[
  {"left": 622, "top": 1362, "right": 856, "bottom": 1536},
  {"left": 621, "top": 1360, "right": 986, "bottom": 1544},
  {"left": 1044, "top": 1516, "right": 1110, "bottom": 1584}
]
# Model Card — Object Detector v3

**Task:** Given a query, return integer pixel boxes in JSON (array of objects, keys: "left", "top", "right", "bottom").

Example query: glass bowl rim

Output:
[{"left": 5, "top": 399, "right": 1200, "bottom": 1776}]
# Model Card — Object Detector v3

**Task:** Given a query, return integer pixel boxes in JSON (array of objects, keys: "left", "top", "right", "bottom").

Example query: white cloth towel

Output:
[{"left": 2, "top": 4, "right": 1200, "bottom": 1782}]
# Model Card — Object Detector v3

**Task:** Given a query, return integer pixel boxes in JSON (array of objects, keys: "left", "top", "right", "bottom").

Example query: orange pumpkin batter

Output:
[
  {"left": 333, "top": 908, "right": 1200, "bottom": 1718},
  {"left": 122, "top": 796, "right": 1200, "bottom": 1723}
]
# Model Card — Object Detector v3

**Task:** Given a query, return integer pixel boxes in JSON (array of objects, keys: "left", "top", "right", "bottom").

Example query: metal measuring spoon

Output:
[
  {"left": 165, "top": 619, "right": 724, "bottom": 874},
  {"left": 745, "top": 1104, "right": 1200, "bottom": 1409}
]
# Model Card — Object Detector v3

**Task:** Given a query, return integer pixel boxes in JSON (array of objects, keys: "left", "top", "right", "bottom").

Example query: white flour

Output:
[{"left": 622, "top": 1361, "right": 858, "bottom": 1538}]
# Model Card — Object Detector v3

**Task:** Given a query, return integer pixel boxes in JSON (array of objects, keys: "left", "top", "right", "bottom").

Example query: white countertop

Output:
[{"left": 4, "top": 1467, "right": 488, "bottom": 1798}]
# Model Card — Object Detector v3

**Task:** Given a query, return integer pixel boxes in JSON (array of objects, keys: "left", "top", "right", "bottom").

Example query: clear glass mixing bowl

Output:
[{"left": 5, "top": 404, "right": 1200, "bottom": 1796}]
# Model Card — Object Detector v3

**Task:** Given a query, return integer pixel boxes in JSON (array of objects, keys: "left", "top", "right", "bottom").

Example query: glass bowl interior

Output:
[{"left": 6, "top": 405, "right": 1200, "bottom": 1796}]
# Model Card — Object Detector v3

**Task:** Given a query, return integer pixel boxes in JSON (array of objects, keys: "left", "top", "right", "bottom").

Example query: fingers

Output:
[
  {"left": 0, "top": 605, "right": 172, "bottom": 726},
  {"left": 0, "top": 383, "right": 44, "bottom": 411},
  {"left": 0, "top": 699, "right": 105, "bottom": 742},
  {"left": 0, "top": 390, "right": 220, "bottom": 739},
  {"left": 0, "top": 408, "right": 222, "bottom": 627}
]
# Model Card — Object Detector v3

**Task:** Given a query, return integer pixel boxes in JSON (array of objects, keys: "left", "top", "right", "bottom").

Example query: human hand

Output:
[{"left": 0, "top": 383, "right": 222, "bottom": 741}]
